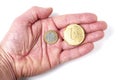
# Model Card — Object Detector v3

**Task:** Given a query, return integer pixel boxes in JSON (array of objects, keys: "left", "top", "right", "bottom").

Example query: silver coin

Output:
[{"left": 44, "top": 30, "right": 58, "bottom": 44}]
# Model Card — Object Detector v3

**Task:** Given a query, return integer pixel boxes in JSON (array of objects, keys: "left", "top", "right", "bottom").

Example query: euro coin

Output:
[
  {"left": 64, "top": 24, "right": 85, "bottom": 45},
  {"left": 44, "top": 30, "right": 58, "bottom": 44}
]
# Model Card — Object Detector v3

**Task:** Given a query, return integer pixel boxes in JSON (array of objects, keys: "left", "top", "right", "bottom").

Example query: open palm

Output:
[{"left": 0, "top": 7, "right": 107, "bottom": 78}]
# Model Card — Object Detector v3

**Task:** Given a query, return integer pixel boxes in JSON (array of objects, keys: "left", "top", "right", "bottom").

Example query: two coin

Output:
[{"left": 44, "top": 24, "right": 85, "bottom": 45}]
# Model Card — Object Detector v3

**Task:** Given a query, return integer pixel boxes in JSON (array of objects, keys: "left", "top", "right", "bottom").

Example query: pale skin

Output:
[{"left": 0, "top": 6, "right": 107, "bottom": 80}]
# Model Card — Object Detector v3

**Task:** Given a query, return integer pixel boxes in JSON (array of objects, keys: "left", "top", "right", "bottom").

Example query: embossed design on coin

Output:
[
  {"left": 64, "top": 24, "right": 85, "bottom": 45},
  {"left": 44, "top": 30, "right": 58, "bottom": 44}
]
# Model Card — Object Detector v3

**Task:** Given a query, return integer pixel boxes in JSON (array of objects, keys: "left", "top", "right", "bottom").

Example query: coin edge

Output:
[
  {"left": 44, "top": 30, "right": 59, "bottom": 44},
  {"left": 63, "top": 24, "right": 85, "bottom": 45}
]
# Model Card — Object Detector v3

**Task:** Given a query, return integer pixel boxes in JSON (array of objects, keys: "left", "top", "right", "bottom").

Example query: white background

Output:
[{"left": 0, "top": 0, "right": 120, "bottom": 80}]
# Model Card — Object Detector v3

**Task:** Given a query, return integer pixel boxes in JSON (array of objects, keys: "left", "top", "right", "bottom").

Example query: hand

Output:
[{"left": 0, "top": 6, "right": 107, "bottom": 78}]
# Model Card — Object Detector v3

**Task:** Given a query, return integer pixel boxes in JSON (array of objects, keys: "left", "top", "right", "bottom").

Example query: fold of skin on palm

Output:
[{"left": 0, "top": 7, "right": 107, "bottom": 78}]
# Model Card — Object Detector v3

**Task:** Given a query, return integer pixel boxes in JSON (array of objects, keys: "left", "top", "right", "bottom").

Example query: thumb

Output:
[{"left": 15, "top": 6, "right": 53, "bottom": 24}]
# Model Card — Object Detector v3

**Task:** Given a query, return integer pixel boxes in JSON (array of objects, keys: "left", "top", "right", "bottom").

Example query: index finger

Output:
[{"left": 52, "top": 13, "right": 97, "bottom": 29}]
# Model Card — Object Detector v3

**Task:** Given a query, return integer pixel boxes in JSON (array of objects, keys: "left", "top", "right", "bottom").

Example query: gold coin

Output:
[
  {"left": 64, "top": 24, "right": 85, "bottom": 45},
  {"left": 44, "top": 30, "right": 58, "bottom": 44}
]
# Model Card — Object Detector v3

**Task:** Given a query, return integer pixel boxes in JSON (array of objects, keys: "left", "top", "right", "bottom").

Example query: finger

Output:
[
  {"left": 15, "top": 6, "right": 53, "bottom": 24},
  {"left": 60, "top": 43, "right": 94, "bottom": 63},
  {"left": 81, "top": 21, "right": 107, "bottom": 33},
  {"left": 61, "top": 31, "right": 104, "bottom": 50},
  {"left": 52, "top": 13, "right": 97, "bottom": 29},
  {"left": 83, "top": 31, "right": 104, "bottom": 44},
  {"left": 61, "top": 41, "right": 77, "bottom": 50},
  {"left": 59, "top": 21, "right": 107, "bottom": 38},
  {"left": 59, "top": 21, "right": 105, "bottom": 41}
]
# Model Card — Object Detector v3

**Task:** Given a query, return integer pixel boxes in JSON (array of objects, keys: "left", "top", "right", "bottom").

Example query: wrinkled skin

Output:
[{"left": 0, "top": 7, "right": 107, "bottom": 78}]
